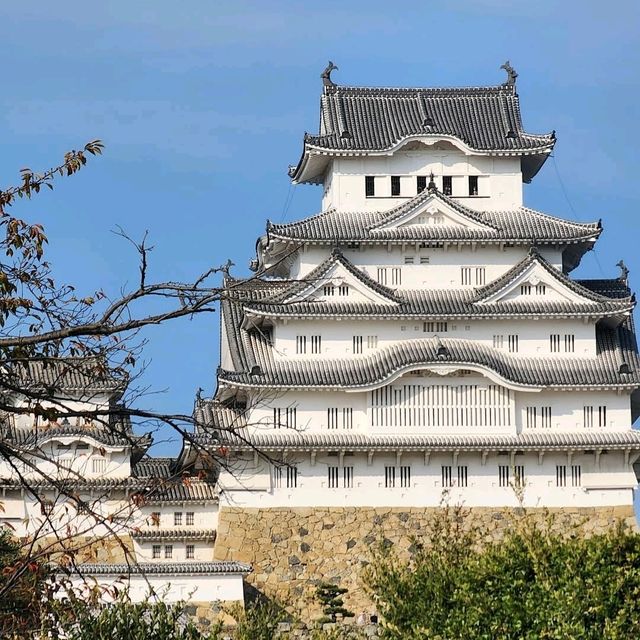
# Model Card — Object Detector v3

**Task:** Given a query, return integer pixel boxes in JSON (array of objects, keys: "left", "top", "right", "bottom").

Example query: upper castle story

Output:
[{"left": 288, "top": 62, "right": 555, "bottom": 213}]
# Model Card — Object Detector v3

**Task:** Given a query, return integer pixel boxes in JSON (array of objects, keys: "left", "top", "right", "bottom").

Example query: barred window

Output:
[
  {"left": 556, "top": 465, "right": 567, "bottom": 487},
  {"left": 152, "top": 545, "right": 161, "bottom": 559},
  {"left": 469, "top": 175, "right": 479, "bottom": 196},
  {"left": 328, "top": 466, "right": 339, "bottom": 489},
  {"left": 520, "top": 284, "right": 532, "bottom": 295},
  {"left": 273, "top": 407, "right": 296, "bottom": 429},
  {"left": 508, "top": 335, "right": 519, "bottom": 353},
  {"left": 164, "top": 545, "right": 173, "bottom": 559},
  {"left": 457, "top": 466, "right": 468, "bottom": 488},
  {"left": 441, "top": 465, "right": 453, "bottom": 488},
  {"left": 442, "top": 175, "right": 453, "bottom": 196},
  {"left": 564, "top": 334, "right": 575, "bottom": 352},
  {"left": 461, "top": 267, "right": 472, "bottom": 285},
  {"left": 498, "top": 465, "right": 510, "bottom": 487},
  {"left": 296, "top": 335, "right": 307, "bottom": 354},
  {"left": 343, "top": 466, "right": 354, "bottom": 489},
  {"left": 186, "top": 512, "right": 194, "bottom": 526},
  {"left": 287, "top": 465, "right": 298, "bottom": 489},
  {"left": 571, "top": 465, "right": 581, "bottom": 487},
  {"left": 424, "top": 321, "right": 448, "bottom": 333},
  {"left": 311, "top": 335, "right": 322, "bottom": 354},
  {"left": 353, "top": 335, "right": 363, "bottom": 354},
  {"left": 338, "top": 284, "right": 349, "bottom": 296},
  {"left": 400, "top": 466, "right": 411, "bottom": 488},
  {"left": 514, "top": 465, "right": 525, "bottom": 487},
  {"left": 550, "top": 334, "right": 561, "bottom": 352},
  {"left": 385, "top": 466, "right": 396, "bottom": 488},
  {"left": 493, "top": 334, "right": 504, "bottom": 349},
  {"left": 323, "top": 285, "right": 335, "bottom": 296},
  {"left": 174, "top": 512, "right": 182, "bottom": 527},
  {"left": 367, "top": 335, "right": 378, "bottom": 349},
  {"left": 186, "top": 544, "right": 195, "bottom": 560}
]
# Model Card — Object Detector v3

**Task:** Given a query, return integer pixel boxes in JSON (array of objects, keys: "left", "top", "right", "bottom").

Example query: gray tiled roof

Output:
[
  {"left": 68, "top": 561, "right": 251, "bottom": 575},
  {"left": 291, "top": 82, "right": 555, "bottom": 183},
  {"left": 267, "top": 190, "right": 600, "bottom": 245},
  {"left": 131, "top": 528, "right": 217, "bottom": 541},
  {"left": 241, "top": 250, "right": 633, "bottom": 320},
  {"left": 215, "top": 429, "right": 640, "bottom": 452},
  {"left": 7, "top": 424, "right": 151, "bottom": 449},
  {"left": 10, "top": 358, "right": 124, "bottom": 394},
  {"left": 218, "top": 325, "right": 640, "bottom": 390}
]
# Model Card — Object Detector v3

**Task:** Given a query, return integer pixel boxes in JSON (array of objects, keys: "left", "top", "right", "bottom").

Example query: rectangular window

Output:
[
  {"left": 311, "top": 335, "right": 322, "bottom": 354},
  {"left": 417, "top": 175, "right": 427, "bottom": 193},
  {"left": 571, "top": 465, "right": 582, "bottom": 487},
  {"left": 441, "top": 465, "right": 453, "bottom": 488},
  {"left": 457, "top": 466, "right": 468, "bottom": 488},
  {"left": 186, "top": 544, "right": 195, "bottom": 560},
  {"left": 353, "top": 335, "right": 363, "bottom": 354},
  {"left": 536, "top": 284, "right": 546, "bottom": 295},
  {"left": 323, "top": 284, "right": 335, "bottom": 296},
  {"left": 442, "top": 175, "right": 453, "bottom": 196},
  {"left": 475, "top": 267, "right": 486, "bottom": 285},
  {"left": 296, "top": 335, "right": 307, "bottom": 354},
  {"left": 92, "top": 458, "right": 107, "bottom": 475},
  {"left": 550, "top": 334, "right": 561, "bottom": 352},
  {"left": 598, "top": 405, "right": 607, "bottom": 427},
  {"left": 556, "top": 465, "right": 567, "bottom": 487},
  {"left": 391, "top": 175, "right": 401, "bottom": 196},
  {"left": 328, "top": 466, "right": 339, "bottom": 489},
  {"left": 404, "top": 256, "right": 415, "bottom": 265},
  {"left": 391, "top": 267, "right": 402, "bottom": 286},
  {"left": 514, "top": 465, "right": 525, "bottom": 487},
  {"left": 273, "top": 465, "right": 283, "bottom": 488},
  {"left": 186, "top": 512, "right": 194, "bottom": 526},
  {"left": 287, "top": 465, "right": 298, "bottom": 489},
  {"left": 423, "top": 321, "right": 448, "bottom": 333},
  {"left": 520, "top": 284, "right": 532, "bottom": 295},
  {"left": 164, "top": 545, "right": 173, "bottom": 559},
  {"left": 365, "top": 176, "right": 375, "bottom": 197},
  {"left": 508, "top": 335, "right": 519, "bottom": 353},
  {"left": 328, "top": 407, "right": 339, "bottom": 429},
  {"left": 498, "top": 465, "right": 510, "bottom": 487},
  {"left": 400, "top": 466, "right": 411, "bottom": 488},
  {"left": 385, "top": 466, "right": 396, "bottom": 488},
  {"left": 174, "top": 512, "right": 182, "bottom": 527},
  {"left": 343, "top": 466, "right": 354, "bottom": 489},
  {"left": 338, "top": 284, "right": 349, "bottom": 296},
  {"left": 366, "top": 335, "right": 378, "bottom": 349},
  {"left": 584, "top": 405, "right": 594, "bottom": 428},
  {"left": 420, "top": 256, "right": 430, "bottom": 265},
  {"left": 469, "top": 175, "right": 479, "bottom": 196},
  {"left": 564, "top": 334, "right": 575, "bottom": 353},
  {"left": 526, "top": 406, "right": 537, "bottom": 429},
  {"left": 152, "top": 545, "right": 161, "bottom": 559},
  {"left": 541, "top": 406, "right": 551, "bottom": 429},
  {"left": 273, "top": 407, "right": 296, "bottom": 429},
  {"left": 377, "top": 267, "right": 387, "bottom": 286},
  {"left": 461, "top": 267, "right": 472, "bottom": 285},
  {"left": 493, "top": 335, "right": 504, "bottom": 349},
  {"left": 342, "top": 408, "right": 353, "bottom": 429}
]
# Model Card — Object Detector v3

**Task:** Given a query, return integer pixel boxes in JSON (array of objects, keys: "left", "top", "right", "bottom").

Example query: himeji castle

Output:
[{"left": 200, "top": 62, "right": 640, "bottom": 611}]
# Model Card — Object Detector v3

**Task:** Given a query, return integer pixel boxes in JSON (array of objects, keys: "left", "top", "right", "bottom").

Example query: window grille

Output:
[
  {"left": 287, "top": 466, "right": 298, "bottom": 488},
  {"left": 457, "top": 466, "right": 468, "bottom": 488},
  {"left": 571, "top": 465, "right": 582, "bottom": 487},
  {"left": 328, "top": 466, "right": 339, "bottom": 488},
  {"left": 391, "top": 267, "right": 402, "bottom": 286},
  {"left": 498, "top": 465, "right": 510, "bottom": 487},
  {"left": 367, "top": 335, "right": 378, "bottom": 349},
  {"left": 514, "top": 465, "right": 525, "bottom": 487},
  {"left": 273, "top": 466, "right": 283, "bottom": 488},
  {"left": 311, "top": 335, "right": 322, "bottom": 354},
  {"left": 556, "top": 465, "right": 567, "bottom": 487},
  {"left": 273, "top": 407, "right": 296, "bottom": 429},
  {"left": 475, "top": 267, "right": 486, "bottom": 285},
  {"left": 493, "top": 335, "right": 504, "bottom": 349},
  {"left": 550, "top": 334, "right": 561, "bottom": 352},
  {"left": 164, "top": 545, "right": 173, "bottom": 559},
  {"left": 377, "top": 267, "right": 387, "bottom": 286},
  {"left": 296, "top": 335, "right": 307, "bottom": 354},
  {"left": 441, "top": 465, "right": 453, "bottom": 488},
  {"left": 343, "top": 466, "right": 354, "bottom": 488},
  {"left": 186, "top": 512, "right": 194, "bottom": 526},
  {"left": 186, "top": 544, "right": 195, "bottom": 560},
  {"left": 420, "top": 256, "right": 430, "bottom": 265},
  {"left": 338, "top": 284, "right": 349, "bottom": 296},
  {"left": 520, "top": 284, "right": 532, "bottom": 295},
  {"left": 174, "top": 512, "right": 182, "bottom": 526},
  {"left": 423, "top": 321, "right": 448, "bottom": 333},
  {"left": 92, "top": 458, "right": 107, "bottom": 474},
  {"left": 508, "top": 335, "right": 519, "bottom": 353},
  {"left": 598, "top": 405, "right": 607, "bottom": 427},
  {"left": 442, "top": 175, "right": 452, "bottom": 195},
  {"left": 385, "top": 466, "right": 396, "bottom": 488},
  {"left": 152, "top": 545, "right": 161, "bottom": 559},
  {"left": 461, "top": 267, "right": 472, "bottom": 285},
  {"left": 353, "top": 335, "right": 363, "bottom": 354},
  {"left": 323, "top": 285, "right": 335, "bottom": 296},
  {"left": 400, "top": 466, "right": 411, "bottom": 488},
  {"left": 469, "top": 175, "right": 479, "bottom": 196},
  {"left": 365, "top": 176, "right": 375, "bottom": 197},
  {"left": 404, "top": 256, "right": 415, "bottom": 264},
  {"left": 564, "top": 334, "right": 575, "bottom": 352},
  {"left": 536, "top": 284, "right": 546, "bottom": 295}
]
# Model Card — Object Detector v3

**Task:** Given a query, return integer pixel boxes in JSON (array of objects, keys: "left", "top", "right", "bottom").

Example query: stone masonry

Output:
[{"left": 214, "top": 505, "right": 638, "bottom": 619}]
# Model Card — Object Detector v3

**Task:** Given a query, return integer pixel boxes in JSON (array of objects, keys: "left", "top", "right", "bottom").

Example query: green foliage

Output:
[
  {"left": 226, "top": 599, "right": 282, "bottom": 640},
  {"left": 316, "top": 582, "right": 355, "bottom": 623},
  {"left": 364, "top": 508, "right": 640, "bottom": 639},
  {"left": 0, "top": 529, "right": 50, "bottom": 639},
  {"left": 44, "top": 591, "right": 223, "bottom": 640}
]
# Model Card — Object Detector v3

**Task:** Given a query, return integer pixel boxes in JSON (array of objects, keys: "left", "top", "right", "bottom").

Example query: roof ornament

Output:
[
  {"left": 321, "top": 61, "right": 339, "bottom": 88},
  {"left": 616, "top": 260, "right": 630, "bottom": 284},
  {"left": 221, "top": 258, "right": 235, "bottom": 277},
  {"left": 195, "top": 387, "right": 204, "bottom": 407},
  {"left": 435, "top": 337, "right": 449, "bottom": 360},
  {"left": 427, "top": 172, "right": 437, "bottom": 193},
  {"left": 500, "top": 60, "right": 518, "bottom": 88}
]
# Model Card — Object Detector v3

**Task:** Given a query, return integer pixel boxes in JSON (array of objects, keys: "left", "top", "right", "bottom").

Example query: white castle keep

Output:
[{"left": 199, "top": 61, "right": 640, "bottom": 514}]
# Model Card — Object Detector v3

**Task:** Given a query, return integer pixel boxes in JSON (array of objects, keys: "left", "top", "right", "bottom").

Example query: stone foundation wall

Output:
[
  {"left": 34, "top": 535, "right": 134, "bottom": 563},
  {"left": 214, "top": 505, "right": 637, "bottom": 618}
]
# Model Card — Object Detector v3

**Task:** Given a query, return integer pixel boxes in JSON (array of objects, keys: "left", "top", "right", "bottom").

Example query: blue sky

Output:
[{"left": 0, "top": 1, "right": 639, "bottom": 456}]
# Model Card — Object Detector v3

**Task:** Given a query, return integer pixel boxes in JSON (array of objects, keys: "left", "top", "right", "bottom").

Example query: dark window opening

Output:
[
  {"left": 417, "top": 175, "right": 427, "bottom": 193},
  {"left": 365, "top": 176, "right": 375, "bottom": 197},
  {"left": 391, "top": 176, "right": 401, "bottom": 196},
  {"left": 469, "top": 175, "right": 479, "bottom": 196},
  {"left": 442, "top": 176, "right": 453, "bottom": 195}
]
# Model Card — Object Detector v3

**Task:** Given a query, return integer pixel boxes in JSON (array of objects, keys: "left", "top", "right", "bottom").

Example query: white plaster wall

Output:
[
  {"left": 322, "top": 151, "right": 522, "bottom": 212},
  {"left": 245, "top": 384, "right": 632, "bottom": 435},
  {"left": 220, "top": 450, "right": 636, "bottom": 509},
  {"left": 11, "top": 396, "right": 113, "bottom": 430},
  {"left": 294, "top": 245, "right": 563, "bottom": 284},
  {"left": 139, "top": 504, "right": 218, "bottom": 530},
  {"left": 64, "top": 571, "right": 245, "bottom": 603},
  {"left": 134, "top": 540, "right": 214, "bottom": 562},
  {"left": 273, "top": 319, "right": 597, "bottom": 359}
]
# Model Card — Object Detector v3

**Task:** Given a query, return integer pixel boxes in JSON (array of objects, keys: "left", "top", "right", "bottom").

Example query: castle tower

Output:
[{"left": 202, "top": 63, "right": 640, "bottom": 612}]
